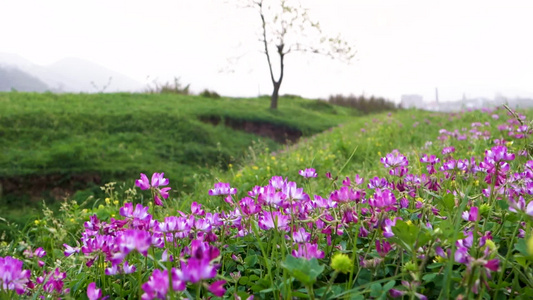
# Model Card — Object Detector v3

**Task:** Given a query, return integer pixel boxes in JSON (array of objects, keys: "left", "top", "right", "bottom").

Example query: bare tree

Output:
[{"left": 244, "top": 0, "right": 356, "bottom": 109}]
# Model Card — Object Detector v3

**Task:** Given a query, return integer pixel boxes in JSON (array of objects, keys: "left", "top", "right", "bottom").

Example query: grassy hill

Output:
[
  {"left": 0, "top": 92, "right": 356, "bottom": 205},
  {"left": 1, "top": 104, "right": 532, "bottom": 299},
  {"left": 188, "top": 107, "right": 533, "bottom": 210}
]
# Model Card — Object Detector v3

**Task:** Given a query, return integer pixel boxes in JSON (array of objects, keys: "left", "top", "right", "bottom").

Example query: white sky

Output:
[{"left": 1, "top": 0, "right": 533, "bottom": 102}]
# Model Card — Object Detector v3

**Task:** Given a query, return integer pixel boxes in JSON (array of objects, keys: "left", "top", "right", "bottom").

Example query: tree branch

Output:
[{"left": 258, "top": 0, "right": 277, "bottom": 85}]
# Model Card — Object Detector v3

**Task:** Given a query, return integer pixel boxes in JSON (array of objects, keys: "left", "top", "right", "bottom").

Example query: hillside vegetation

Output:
[
  {"left": 188, "top": 107, "right": 533, "bottom": 209},
  {"left": 1, "top": 105, "right": 532, "bottom": 299},
  {"left": 0, "top": 92, "right": 356, "bottom": 205}
]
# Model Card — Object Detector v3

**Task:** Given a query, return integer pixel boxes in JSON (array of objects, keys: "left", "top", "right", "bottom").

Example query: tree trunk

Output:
[{"left": 270, "top": 81, "right": 281, "bottom": 109}]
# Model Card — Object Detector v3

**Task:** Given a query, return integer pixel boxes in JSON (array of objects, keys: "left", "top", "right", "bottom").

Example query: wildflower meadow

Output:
[{"left": 1, "top": 105, "right": 532, "bottom": 299}]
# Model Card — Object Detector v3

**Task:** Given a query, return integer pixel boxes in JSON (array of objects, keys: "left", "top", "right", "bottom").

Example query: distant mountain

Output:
[
  {"left": 0, "top": 65, "right": 50, "bottom": 92},
  {"left": 45, "top": 57, "right": 143, "bottom": 92},
  {"left": 0, "top": 53, "right": 143, "bottom": 93}
]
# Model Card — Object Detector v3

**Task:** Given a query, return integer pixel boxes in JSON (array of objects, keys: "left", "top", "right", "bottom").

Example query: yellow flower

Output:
[
  {"left": 330, "top": 253, "right": 353, "bottom": 274},
  {"left": 434, "top": 256, "right": 446, "bottom": 263},
  {"left": 252, "top": 166, "right": 259, "bottom": 170},
  {"left": 105, "top": 198, "right": 111, "bottom": 205},
  {"left": 113, "top": 200, "right": 119, "bottom": 206},
  {"left": 271, "top": 156, "right": 276, "bottom": 160},
  {"left": 70, "top": 218, "right": 75, "bottom": 223},
  {"left": 406, "top": 220, "right": 413, "bottom": 226},
  {"left": 450, "top": 180, "right": 456, "bottom": 187},
  {"left": 228, "top": 164, "right": 233, "bottom": 168},
  {"left": 34, "top": 220, "right": 40, "bottom": 225},
  {"left": 378, "top": 151, "right": 382, "bottom": 156}
]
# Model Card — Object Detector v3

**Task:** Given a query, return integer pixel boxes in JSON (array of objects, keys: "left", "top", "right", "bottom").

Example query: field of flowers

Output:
[{"left": 1, "top": 106, "right": 532, "bottom": 299}]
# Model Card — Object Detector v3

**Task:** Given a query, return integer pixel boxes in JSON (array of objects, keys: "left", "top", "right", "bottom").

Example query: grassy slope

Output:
[
  {"left": 189, "top": 107, "right": 533, "bottom": 210},
  {"left": 0, "top": 92, "right": 355, "bottom": 202}
]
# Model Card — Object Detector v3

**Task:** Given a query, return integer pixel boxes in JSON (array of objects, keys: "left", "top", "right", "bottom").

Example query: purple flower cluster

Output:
[
  {"left": 299, "top": 168, "right": 317, "bottom": 178},
  {"left": 0, "top": 256, "right": 31, "bottom": 295},
  {"left": 141, "top": 241, "right": 224, "bottom": 299},
  {"left": 135, "top": 172, "right": 171, "bottom": 206},
  {"left": 62, "top": 196, "right": 227, "bottom": 298},
  {"left": 380, "top": 149, "right": 409, "bottom": 176}
]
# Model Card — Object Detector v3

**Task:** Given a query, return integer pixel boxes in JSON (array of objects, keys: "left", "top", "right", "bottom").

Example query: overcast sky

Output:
[{"left": 1, "top": 0, "right": 532, "bottom": 102}]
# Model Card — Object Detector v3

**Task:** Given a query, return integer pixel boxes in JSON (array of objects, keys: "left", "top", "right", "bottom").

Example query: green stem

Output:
[
  {"left": 138, "top": 268, "right": 143, "bottom": 299},
  {"left": 347, "top": 224, "right": 360, "bottom": 290},
  {"left": 464, "top": 266, "right": 476, "bottom": 299},
  {"left": 351, "top": 230, "right": 378, "bottom": 287},
  {"left": 338, "top": 146, "right": 359, "bottom": 175},
  {"left": 481, "top": 165, "right": 499, "bottom": 234},
  {"left": 335, "top": 274, "right": 403, "bottom": 298},
  {"left": 251, "top": 221, "right": 279, "bottom": 300},
  {"left": 196, "top": 282, "right": 201, "bottom": 299},
  {"left": 321, "top": 271, "right": 339, "bottom": 300},
  {"left": 440, "top": 186, "right": 471, "bottom": 298},
  {"left": 494, "top": 215, "right": 523, "bottom": 298},
  {"left": 306, "top": 284, "right": 316, "bottom": 300}
]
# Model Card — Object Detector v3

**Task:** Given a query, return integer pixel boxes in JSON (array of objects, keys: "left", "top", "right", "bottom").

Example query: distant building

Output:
[
  {"left": 401, "top": 94, "right": 423, "bottom": 109},
  {"left": 399, "top": 92, "right": 532, "bottom": 112}
]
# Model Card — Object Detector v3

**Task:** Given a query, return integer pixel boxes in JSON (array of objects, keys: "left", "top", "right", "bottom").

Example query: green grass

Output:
[
  {"left": 0, "top": 92, "right": 355, "bottom": 204},
  {"left": 190, "top": 108, "right": 533, "bottom": 209},
  {"left": 2, "top": 105, "right": 532, "bottom": 299}
]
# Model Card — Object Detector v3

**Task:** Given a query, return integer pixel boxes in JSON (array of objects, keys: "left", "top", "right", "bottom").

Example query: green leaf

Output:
[
  {"left": 250, "top": 285, "right": 263, "bottom": 293},
  {"left": 496, "top": 199, "right": 510, "bottom": 210},
  {"left": 236, "top": 291, "right": 252, "bottom": 300},
  {"left": 292, "top": 291, "right": 310, "bottom": 299},
  {"left": 244, "top": 254, "right": 258, "bottom": 267},
  {"left": 96, "top": 209, "right": 110, "bottom": 220},
  {"left": 391, "top": 220, "right": 419, "bottom": 252},
  {"left": 514, "top": 254, "right": 529, "bottom": 268},
  {"left": 239, "top": 276, "right": 249, "bottom": 285},
  {"left": 423, "top": 273, "right": 437, "bottom": 282},
  {"left": 514, "top": 239, "right": 529, "bottom": 257},
  {"left": 249, "top": 274, "right": 260, "bottom": 281},
  {"left": 442, "top": 193, "right": 455, "bottom": 211},
  {"left": 427, "top": 263, "right": 443, "bottom": 269},
  {"left": 370, "top": 283, "right": 382, "bottom": 297},
  {"left": 281, "top": 255, "right": 324, "bottom": 285},
  {"left": 383, "top": 280, "right": 396, "bottom": 291},
  {"left": 417, "top": 230, "right": 432, "bottom": 248}
]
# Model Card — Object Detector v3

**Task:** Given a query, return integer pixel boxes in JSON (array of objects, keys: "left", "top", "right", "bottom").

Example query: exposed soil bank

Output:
[
  {"left": 0, "top": 173, "right": 101, "bottom": 202},
  {"left": 199, "top": 115, "right": 303, "bottom": 144},
  {"left": 1, "top": 118, "right": 303, "bottom": 202}
]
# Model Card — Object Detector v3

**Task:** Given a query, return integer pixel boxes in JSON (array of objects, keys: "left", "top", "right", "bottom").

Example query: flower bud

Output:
[
  {"left": 479, "top": 204, "right": 490, "bottom": 216},
  {"left": 403, "top": 261, "right": 417, "bottom": 272},
  {"left": 331, "top": 253, "right": 353, "bottom": 274}
]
